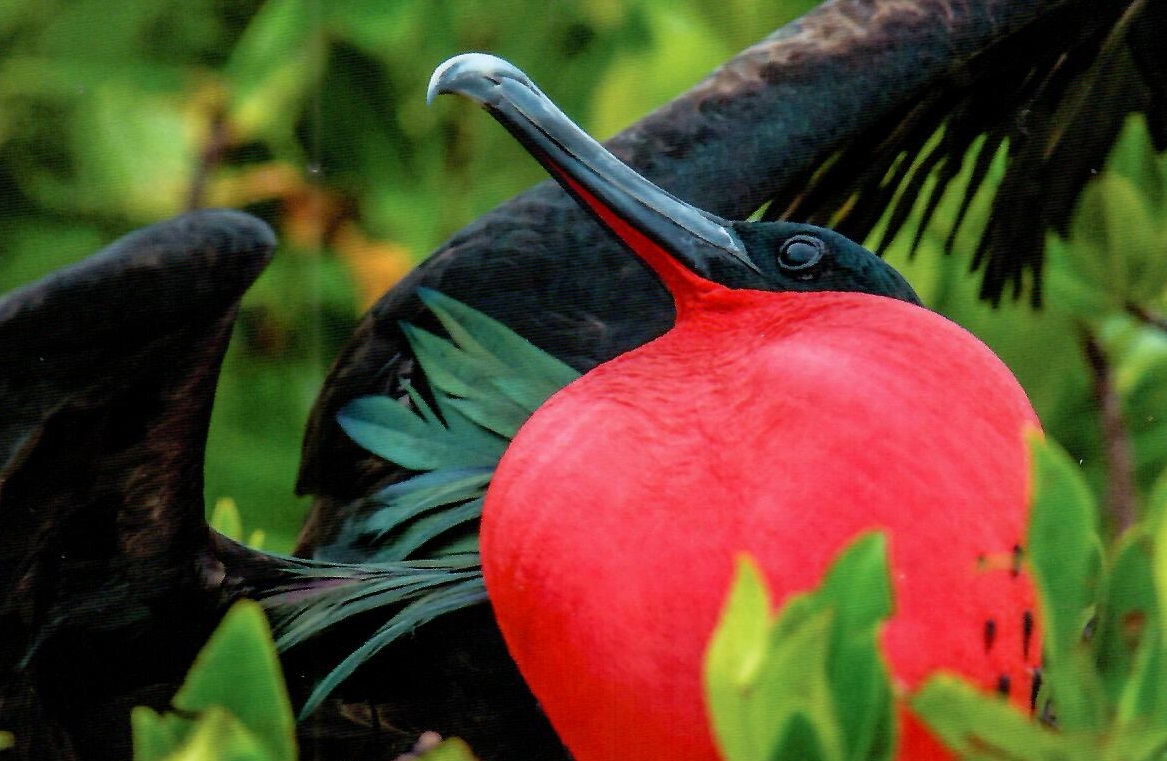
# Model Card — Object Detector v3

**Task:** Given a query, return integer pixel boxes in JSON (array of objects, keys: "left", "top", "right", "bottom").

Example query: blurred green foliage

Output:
[{"left": 883, "top": 116, "right": 1167, "bottom": 533}]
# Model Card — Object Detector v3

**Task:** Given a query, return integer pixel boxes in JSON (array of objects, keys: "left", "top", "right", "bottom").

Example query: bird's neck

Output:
[{"left": 553, "top": 172, "right": 722, "bottom": 307}]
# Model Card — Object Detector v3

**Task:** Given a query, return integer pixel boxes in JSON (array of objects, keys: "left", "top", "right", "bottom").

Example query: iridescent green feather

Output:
[{"left": 259, "top": 289, "right": 580, "bottom": 718}]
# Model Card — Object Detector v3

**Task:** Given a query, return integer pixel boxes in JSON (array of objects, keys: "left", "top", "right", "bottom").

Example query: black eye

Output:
[{"left": 777, "top": 235, "right": 825, "bottom": 271}]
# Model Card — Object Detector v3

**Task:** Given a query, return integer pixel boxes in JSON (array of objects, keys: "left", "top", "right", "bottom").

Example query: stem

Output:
[
  {"left": 186, "top": 108, "right": 231, "bottom": 212},
  {"left": 1126, "top": 303, "right": 1167, "bottom": 334},
  {"left": 1083, "top": 332, "right": 1136, "bottom": 534}
]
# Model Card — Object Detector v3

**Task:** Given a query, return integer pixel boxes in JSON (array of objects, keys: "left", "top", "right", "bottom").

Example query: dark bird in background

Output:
[
  {"left": 0, "top": 1, "right": 1163, "bottom": 760},
  {"left": 0, "top": 211, "right": 276, "bottom": 758}
]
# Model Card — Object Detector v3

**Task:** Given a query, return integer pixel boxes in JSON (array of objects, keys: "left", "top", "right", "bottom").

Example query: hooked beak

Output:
[{"left": 427, "top": 53, "right": 760, "bottom": 286}]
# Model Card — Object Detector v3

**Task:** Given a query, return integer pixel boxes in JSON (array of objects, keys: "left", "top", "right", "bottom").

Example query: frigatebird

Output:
[
  {"left": 430, "top": 52, "right": 1039, "bottom": 761},
  {"left": 287, "top": 2, "right": 1162, "bottom": 753},
  {"left": 0, "top": 1, "right": 1163, "bottom": 759}
]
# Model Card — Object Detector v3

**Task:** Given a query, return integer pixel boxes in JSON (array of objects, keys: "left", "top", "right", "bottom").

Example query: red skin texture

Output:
[{"left": 482, "top": 285, "right": 1041, "bottom": 761}]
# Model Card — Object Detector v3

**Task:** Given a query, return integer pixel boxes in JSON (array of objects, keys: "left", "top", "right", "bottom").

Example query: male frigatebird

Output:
[
  {"left": 10, "top": 0, "right": 1158, "bottom": 756},
  {"left": 430, "top": 53, "right": 1040, "bottom": 761}
]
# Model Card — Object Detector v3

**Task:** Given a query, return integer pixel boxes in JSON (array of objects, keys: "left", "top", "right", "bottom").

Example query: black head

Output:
[
  {"left": 430, "top": 53, "right": 920, "bottom": 307},
  {"left": 719, "top": 221, "right": 920, "bottom": 304}
]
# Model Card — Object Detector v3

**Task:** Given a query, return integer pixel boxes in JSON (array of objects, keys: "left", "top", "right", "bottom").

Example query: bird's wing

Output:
[
  {"left": 0, "top": 210, "right": 274, "bottom": 758},
  {"left": 775, "top": 0, "right": 1166, "bottom": 304}
]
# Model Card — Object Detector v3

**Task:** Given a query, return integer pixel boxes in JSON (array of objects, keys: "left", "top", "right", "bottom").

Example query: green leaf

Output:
[
  {"left": 705, "top": 557, "right": 773, "bottom": 713},
  {"left": 1026, "top": 433, "right": 1106, "bottom": 730},
  {"left": 132, "top": 707, "right": 186, "bottom": 761},
  {"left": 132, "top": 601, "right": 295, "bottom": 761},
  {"left": 814, "top": 533, "right": 895, "bottom": 761},
  {"left": 1046, "top": 114, "right": 1167, "bottom": 312},
  {"left": 224, "top": 0, "right": 323, "bottom": 142},
  {"left": 1094, "top": 530, "right": 1158, "bottom": 713},
  {"left": 1153, "top": 512, "right": 1167, "bottom": 651},
  {"left": 705, "top": 534, "right": 894, "bottom": 761},
  {"left": 706, "top": 557, "right": 836, "bottom": 761},
  {"left": 133, "top": 706, "right": 275, "bottom": 761},
  {"left": 417, "top": 738, "right": 480, "bottom": 761},
  {"left": 1114, "top": 625, "right": 1167, "bottom": 731},
  {"left": 1107, "top": 115, "right": 1164, "bottom": 207},
  {"left": 171, "top": 601, "right": 296, "bottom": 761},
  {"left": 209, "top": 497, "right": 244, "bottom": 541},
  {"left": 911, "top": 675, "right": 1065, "bottom": 760}
]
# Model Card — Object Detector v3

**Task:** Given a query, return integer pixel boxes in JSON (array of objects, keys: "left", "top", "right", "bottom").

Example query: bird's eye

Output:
[{"left": 776, "top": 235, "right": 825, "bottom": 271}]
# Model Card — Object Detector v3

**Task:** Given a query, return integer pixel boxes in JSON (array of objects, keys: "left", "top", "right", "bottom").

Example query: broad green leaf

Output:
[
  {"left": 770, "top": 713, "right": 830, "bottom": 761},
  {"left": 1095, "top": 530, "right": 1158, "bottom": 714},
  {"left": 1103, "top": 724, "right": 1167, "bottom": 761},
  {"left": 1118, "top": 339, "right": 1167, "bottom": 500},
  {"left": 706, "top": 556, "right": 771, "bottom": 688},
  {"left": 1026, "top": 433, "right": 1105, "bottom": 730},
  {"left": 706, "top": 557, "right": 838, "bottom": 761},
  {"left": 816, "top": 532, "right": 894, "bottom": 629},
  {"left": 171, "top": 601, "right": 296, "bottom": 761},
  {"left": 132, "top": 708, "right": 187, "bottom": 761},
  {"left": 912, "top": 675, "right": 1065, "bottom": 760},
  {"left": 813, "top": 533, "right": 895, "bottom": 761},
  {"left": 1114, "top": 625, "right": 1167, "bottom": 731},
  {"left": 1147, "top": 468, "right": 1167, "bottom": 537},
  {"left": 588, "top": 5, "right": 731, "bottom": 140},
  {"left": 1107, "top": 115, "right": 1164, "bottom": 207},
  {"left": 1139, "top": 509, "right": 1167, "bottom": 730},
  {"left": 706, "top": 535, "right": 894, "bottom": 761},
  {"left": 223, "top": 0, "right": 322, "bottom": 141}
]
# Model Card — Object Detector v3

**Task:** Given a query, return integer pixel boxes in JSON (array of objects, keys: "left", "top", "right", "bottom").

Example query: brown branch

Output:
[
  {"left": 1083, "top": 332, "right": 1137, "bottom": 534},
  {"left": 1127, "top": 302, "right": 1167, "bottom": 334},
  {"left": 186, "top": 107, "right": 231, "bottom": 212}
]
